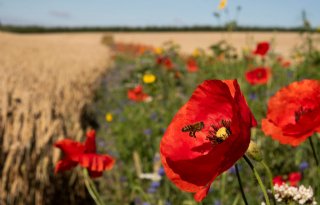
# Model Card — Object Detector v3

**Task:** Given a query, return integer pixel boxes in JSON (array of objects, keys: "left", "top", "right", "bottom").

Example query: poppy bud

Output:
[{"left": 246, "top": 140, "right": 263, "bottom": 162}]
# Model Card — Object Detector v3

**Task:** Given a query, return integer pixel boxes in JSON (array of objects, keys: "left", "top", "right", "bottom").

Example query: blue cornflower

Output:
[
  {"left": 143, "top": 129, "right": 152, "bottom": 136},
  {"left": 249, "top": 92, "right": 257, "bottom": 101},
  {"left": 158, "top": 167, "right": 165, "bottom": 176},
  {"left": 299, "top": 161, "right": 309, "bottom": 171}
]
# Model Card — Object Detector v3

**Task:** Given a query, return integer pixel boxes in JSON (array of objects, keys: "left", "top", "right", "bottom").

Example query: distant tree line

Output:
[{"left": 0, "top": 24, "right": 316, "bottom": 33}]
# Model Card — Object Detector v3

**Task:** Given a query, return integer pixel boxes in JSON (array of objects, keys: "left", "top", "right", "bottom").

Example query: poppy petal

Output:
[
  {"left": 194, "top": 185, "right": 211, "bottom": 202},
  {"left": 84, "top": 130, "right": 97, "bottom": 153},
  {"left": 88, "top": 170, "right": 103, "bottom": 178},
  {"left": 79, "top": 154, "right": 115, "bottom": 172},
  {"left": 54, "top": 159, "right": 78, "bottom": 174},
  {"left": 54, "top": 139, "right": 85, "bottom": 160}
]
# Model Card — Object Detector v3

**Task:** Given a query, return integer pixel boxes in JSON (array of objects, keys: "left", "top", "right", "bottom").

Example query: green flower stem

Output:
[
  {"left": 220, "top": 172, "right": 227, "bottom": 203},
  {"left": 231, "top": 194, "right": 240, "bottom": 205},
  {"left": 83, "top": 169, "right": 105, "bottom": 205},
  {"left": 261, "top": 161, "right": 277, "bottom": 205},
  {"left": 235, "top": 163, "right": 248, "bottom": 205},
  {"left": 132, "top": 185, "right": 151, "bottom": 203},
  {"left": 243, "top": 155, "right": 271, "bottom": 205},
  {"left": 308, "top": 137, "right": 319, "bottom": 166}
]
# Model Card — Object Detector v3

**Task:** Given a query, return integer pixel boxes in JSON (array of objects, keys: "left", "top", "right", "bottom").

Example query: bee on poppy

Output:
[
  {"left": 181, "top": 121, "right": 204, "bottom": 138},
  {"left": 160, "top": 80, "right": 257, "bottom": 202}
]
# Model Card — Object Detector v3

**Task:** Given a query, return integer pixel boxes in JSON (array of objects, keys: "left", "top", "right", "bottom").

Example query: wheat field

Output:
[{"left": 0, "top": 32, "right": 109, "bottom": 204}]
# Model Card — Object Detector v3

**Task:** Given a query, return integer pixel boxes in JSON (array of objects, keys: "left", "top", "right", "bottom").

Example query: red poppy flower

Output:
[
  {"left": 245, "top": 67, "right": 271, "bottom": 85},
  {"left": 273, "top": 176, "right": 285, "bottom": 186},
  {"left": 54, "top": 130, "right": 115, "bottom": 178},
  {"left": 186, "top": 58, "right": 199, "bottom": 72},
  {"left": 262, "top": 80, "right": 320, "bottom": 146},
  {"left": 127, "top": 85, "right": 150, "bottom": 102},
  {"left": 156, "top": 56, "right": 174, "bottom": 70},
  {"left": 163, "top": 58, "right": 174, "bottom": 70},
  {"left": 288, "top": 172, "right": 302, "bottom": 186},
  {"left": 277, "top": 56, "right": 291, "bottom": 68},
  {"left": 160, "top": 80, "right": 257, "bottom": 201},
  {"left": 281, "top": 61, "right": 291, "bottom": 68},
  {"left": 253, "top": 42, "right": 270, "bottom": 56}
]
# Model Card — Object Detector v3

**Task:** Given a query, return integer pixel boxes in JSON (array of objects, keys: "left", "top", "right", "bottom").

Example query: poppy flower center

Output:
[
  {"left": 216, "top": 127, "right": 229, "bottom": 140},
  {"left": 294, "top": 106, "right": 311, "bottom": 122},
  {"left": 206, "top": 120, "right": 232, "bottom": 145}
]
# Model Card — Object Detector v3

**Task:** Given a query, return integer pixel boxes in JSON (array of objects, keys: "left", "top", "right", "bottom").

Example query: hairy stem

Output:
[
  {"left": 235, "top": 163, "right": 248, "bottom": 205},
  {"left": 243, "top": 155, "right": 271, "bottom": 205},
  {"left": 308, "top": 137, "right": 319, "bottom": 166},
  {"left": 83, "top": 169, "right": 105, "bottom": 205}
]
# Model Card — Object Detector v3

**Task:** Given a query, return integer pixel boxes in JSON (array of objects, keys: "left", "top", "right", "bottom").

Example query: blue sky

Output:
[{"left": 0, "top": 0, "right": 319, "bottom": 27}]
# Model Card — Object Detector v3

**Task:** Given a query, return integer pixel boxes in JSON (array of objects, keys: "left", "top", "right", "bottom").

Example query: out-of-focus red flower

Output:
[
  {"left": 163, "top": 58, "right": 174, "bottom": 70},
  {"left": 288, "top": 172, "right": 302, "bottom": 186},
  {"left": 262, "top": 80, "right": 320, "bottom": 146},
  {"left": 174, "top": 71, "right": 182, "bottom": 79},
  {"left": 277, "top": 56, "right": 291, "bottom": 68},
  {"left": 186, "top": 58, "right": 199, "bottom": 72},
  {"left": 54, "top": 130, "right": 115, "bottom": 178},
  {"left": 156, "top": 56, "right": 163, "bottom": 65},
  {"left": 127, "top": 85, "right": 150, "bottom": 102},
  {"left": 253, "top": 42, "right": 270, "bottom": 56},
  {"left": 245, "top": 67, "right": 271, "bottom": 85},
  {"left": 156, "top": 56, "right": 174, "bottom": 70},
  {"left": 282, "top": 61, "right": 291, "bottom": 68},
  {"left": 273, "top": 176, "right": 285, "bottom": 186},
  {"left": 160, "top": 80, "right": 257, "bottom": 201}
]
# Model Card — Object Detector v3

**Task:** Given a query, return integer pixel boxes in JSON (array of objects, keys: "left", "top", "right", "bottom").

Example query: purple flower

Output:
[
  {"left": 158, "top": 167, "right": 165, "bottom": 176},
  {"left": 150, "top": 112, "right": 158, "bottom": 121},
  {"left": 147, "top": 187, "right": 157, "bottom": 194},
  {"left": 134, "top": 197, "right": 142, "bottom": 204},
  {"left": 299, "top": 161, "right": 309, "bottom": 171},
  {"left": 249, "top": 93, "right": 257, "bottom": 101},
  {"left": 287, "top": 70, "right": 294, "bottom": 78},
  {"left": 143, "top": 129, "right": 152, "bottom": 136},
  {"left": 150, "top": 181, "right": 160, "bottom": 189},
  {"left": 214, "top": 200, "right": 221, "bottom": 205}
]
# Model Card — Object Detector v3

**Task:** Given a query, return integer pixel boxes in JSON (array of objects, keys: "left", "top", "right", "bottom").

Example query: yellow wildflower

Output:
[
  {"left": 192, "top": 48, "right": 200, "bottom": 57},
  {"left": 105, "top": 113, "right": 113, "bottom": 122},
  {"left": 218, "top": 0, "right": 227, "bottom": 10},
  {"left": 143, "top": 73, "right": 156, "bottom": 84},
  {"left": 154, "top": 47, "right": 163, "bottom": 55}
]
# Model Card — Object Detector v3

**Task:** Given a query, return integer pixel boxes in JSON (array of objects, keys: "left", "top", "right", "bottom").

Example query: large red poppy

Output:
[
  {"left": 253, "top": 42, "right": 270, "bottom": 56},
  {"left": 127, "top": 85, "right": 150, "bottom": 102},
  {"left": 160, "top": 80, "right": 257, "bottom": 201},
  {"left": 245, "top": 67, "right": 271, "bottom": 85},
  {"left": 186, "top": 58, "right": 199, "bottom": 73},
  {"left": 262, "top": 80, "right": 320, "bottom": 146},
  {"left": 54, "top": 130, "right": 115, "bottom": 178}
]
